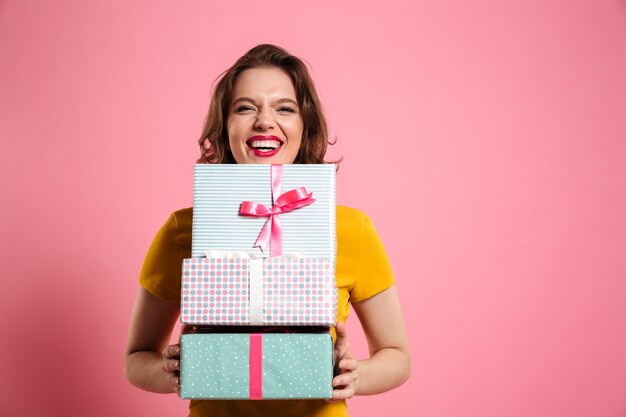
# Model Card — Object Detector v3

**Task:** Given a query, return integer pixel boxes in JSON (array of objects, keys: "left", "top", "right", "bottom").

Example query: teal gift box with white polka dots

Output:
[{"left": 180, "top": 332, "right": 333, "bottom": 399}]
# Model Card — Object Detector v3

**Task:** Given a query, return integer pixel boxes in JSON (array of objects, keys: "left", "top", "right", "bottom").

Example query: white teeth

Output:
[{"left": 249, "top": 140, "right": 281, "bottom": 149}]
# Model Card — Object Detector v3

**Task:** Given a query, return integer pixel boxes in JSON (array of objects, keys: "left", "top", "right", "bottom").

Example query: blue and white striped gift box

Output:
[{"left": 191, "top": 164, "right": 336, "bottom": 259}]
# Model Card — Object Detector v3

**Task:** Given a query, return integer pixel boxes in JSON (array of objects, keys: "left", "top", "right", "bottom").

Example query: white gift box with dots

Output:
[{"left": 181, "top": 256, "right": 337, "bottom": 326}]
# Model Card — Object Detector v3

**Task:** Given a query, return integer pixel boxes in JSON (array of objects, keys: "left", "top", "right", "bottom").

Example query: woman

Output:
[{"left": 125, "top": 44, "right": 410, "bottom": 417}]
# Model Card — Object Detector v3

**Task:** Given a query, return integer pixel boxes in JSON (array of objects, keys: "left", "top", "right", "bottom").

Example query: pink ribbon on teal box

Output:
[
  {"left": 239, "top": 164, "right": 315, "bottom": 257},
  {"left": 180, "top": 332, "right": 333, "bottom": 399},
  {"left": 249, "top": 333, "right": 263, "bottom": 400}
]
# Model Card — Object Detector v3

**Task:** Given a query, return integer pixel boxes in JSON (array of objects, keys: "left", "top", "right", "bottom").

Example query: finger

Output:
[
  {"left": 335, "top": 322, "right": 349, "bottom": 346},
  {"left": 337, "top": 357, "right": 358, "bottom": 371},
  {"left": 333, "top": 353, "right": 356, "bottom": 377},
  {"left": 162, "top": 358, "right": 180, "bottom": 373},
  {"left": 168, "top": 374, "right": 180, "bottom": 391},
  {"left": 334, "top": 322, "right": 349, "bottom": 356},
  {"left": 163, "top": 344, "right": 181, "bottom": 359},
  {"left": 329, "top": 386, "right": 355, "bottom": 401},
  {"left": 335, "top": 321, "right": 347, "bottom": 336},
  {"left": 333, "top": 370, "right": 358, "bottom": 388}
]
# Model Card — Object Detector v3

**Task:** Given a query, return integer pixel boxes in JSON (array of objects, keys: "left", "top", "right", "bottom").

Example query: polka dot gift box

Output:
[
  {"left": 180, "top": 331, "right": 333, "bottom": 400},
  {"left": 181, "top": 256, "right": 337, "bottom": 326}
]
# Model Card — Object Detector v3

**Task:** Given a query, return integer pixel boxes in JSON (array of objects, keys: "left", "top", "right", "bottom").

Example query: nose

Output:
[{"left": 254, "top": 110, "right": 275, "bottom": 130}]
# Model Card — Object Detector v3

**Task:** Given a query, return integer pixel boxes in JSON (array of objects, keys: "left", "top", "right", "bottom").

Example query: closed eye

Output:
[
  {"left": 277, "top": 106, "right": 296, "bottom": 113},
  {"left": 235, "top": 105, "right": 255, "bottom": 113}
]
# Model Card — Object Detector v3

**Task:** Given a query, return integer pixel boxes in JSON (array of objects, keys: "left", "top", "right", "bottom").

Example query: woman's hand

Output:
[
  {"left": 125, "top": 287, "right": 182, "bottom": 394},
  {"left": 328, "top": 321, "right": 359, "bottom": 402},
  {"left": 160, "top": 324, "right": 195, "bottom": 394},
  {"left": 161, "top": 343, "right": 181, "bottom": 394}
]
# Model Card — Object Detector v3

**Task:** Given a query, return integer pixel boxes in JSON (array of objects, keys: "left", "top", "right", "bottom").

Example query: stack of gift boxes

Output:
[{"left": 179, "top": 164, "right": 338, "bottom": 400}]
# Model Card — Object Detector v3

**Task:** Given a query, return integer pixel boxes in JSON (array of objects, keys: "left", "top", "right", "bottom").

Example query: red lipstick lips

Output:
[{"left": 246, "top": 135, "right": 283, "bottom": 157}]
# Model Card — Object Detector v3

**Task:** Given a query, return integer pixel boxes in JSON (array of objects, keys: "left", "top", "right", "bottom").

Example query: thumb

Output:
[{"left": 335, "top": 321, "right": 350, "bottom": 353}]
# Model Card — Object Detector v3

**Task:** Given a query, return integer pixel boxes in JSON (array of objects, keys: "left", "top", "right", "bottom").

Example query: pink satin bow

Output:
[{"left": 239, "top": 164, "right": 315, "bottom": 257}]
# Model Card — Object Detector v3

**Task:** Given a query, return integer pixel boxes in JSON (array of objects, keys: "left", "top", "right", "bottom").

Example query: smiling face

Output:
[{"left": 227, "top": 67, "right": 303, "bottom": 164}]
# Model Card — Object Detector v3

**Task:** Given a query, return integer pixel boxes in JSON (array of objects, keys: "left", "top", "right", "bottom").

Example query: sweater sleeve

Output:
[
  {"left": 349, "top": 213, "right": 395, "bottom": 303},
  {"left": 138, "top": 213, "right": 184, "bottom": 304}
]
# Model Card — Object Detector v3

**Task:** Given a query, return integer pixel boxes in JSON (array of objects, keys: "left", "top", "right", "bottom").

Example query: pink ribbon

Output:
[
  {"left": 239, "top": 164, "right": 315, "bottom": 257},
  {"left": 249, "top": 333, "right": 263, "bottom": 400}
]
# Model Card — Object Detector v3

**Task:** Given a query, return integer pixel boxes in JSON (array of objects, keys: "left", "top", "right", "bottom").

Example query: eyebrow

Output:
[{"left": 232, "top": 97, "right": 299, "bottom": 107}]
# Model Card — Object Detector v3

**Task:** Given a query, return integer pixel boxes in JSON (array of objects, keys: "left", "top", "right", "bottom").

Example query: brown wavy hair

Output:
[{"left": 196, "top": 44, "right": 339, "bottom": 165}]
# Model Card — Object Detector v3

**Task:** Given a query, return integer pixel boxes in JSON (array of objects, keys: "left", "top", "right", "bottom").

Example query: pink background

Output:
[{"left": 1, "top": 1, "right": 626, "bottom": 416}]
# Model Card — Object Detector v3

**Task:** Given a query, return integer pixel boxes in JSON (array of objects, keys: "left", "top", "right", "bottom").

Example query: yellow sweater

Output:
[{"left": 139, "top": 205, "right": 395, "bottom": 417}]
